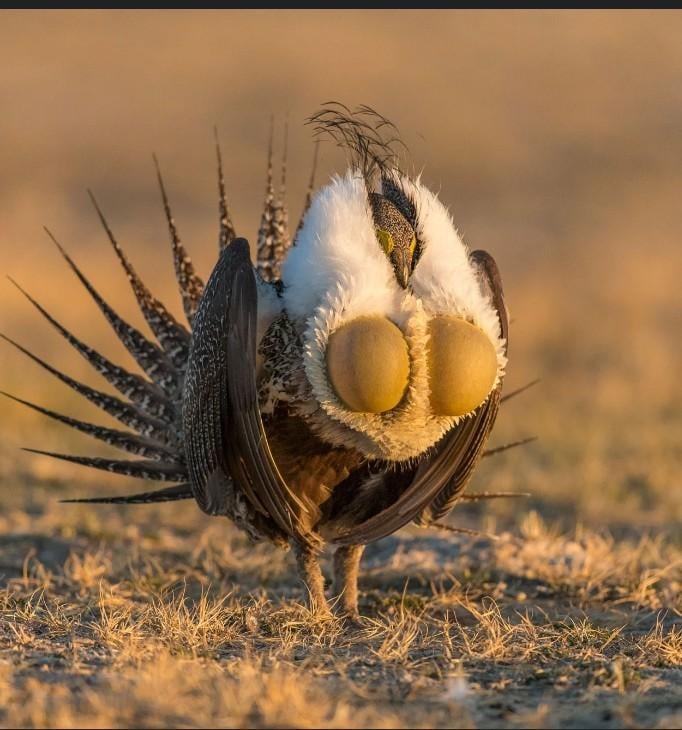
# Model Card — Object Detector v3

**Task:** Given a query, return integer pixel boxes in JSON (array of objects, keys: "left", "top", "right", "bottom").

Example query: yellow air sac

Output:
[
  {"left": 427, "top": 316, "right": 497, "bottom": 417},
  {"left": 326, "top": 316, "right": 409, "bottom": 414}
]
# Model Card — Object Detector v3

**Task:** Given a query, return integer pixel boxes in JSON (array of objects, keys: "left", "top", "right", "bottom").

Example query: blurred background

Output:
[{"left": 0, "top": 10, "right": 680, "bottom": 534}]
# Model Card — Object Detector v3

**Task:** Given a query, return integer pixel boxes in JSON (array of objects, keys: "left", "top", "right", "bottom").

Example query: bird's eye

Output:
[
  {"left": 377, "top": 228, "right": 394, "bottom": 255},
  {"left": 409, "top": 235, "right": 417, "bottom": 254}
]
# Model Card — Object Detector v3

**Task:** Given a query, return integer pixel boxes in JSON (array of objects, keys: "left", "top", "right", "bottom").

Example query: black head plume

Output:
[{"left": 306, "top": 102, "right": 407, "bottom": 186}]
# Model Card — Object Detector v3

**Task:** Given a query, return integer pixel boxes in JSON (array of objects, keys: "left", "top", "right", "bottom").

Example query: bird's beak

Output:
[{"left": 391, "top": 249, "right": 411, "bottom": 289}]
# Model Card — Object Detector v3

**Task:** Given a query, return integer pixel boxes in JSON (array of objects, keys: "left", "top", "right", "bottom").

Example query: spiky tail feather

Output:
[
  {"left": 482, "top": 436, "right": 537, "bottom": 459},
  {"left": 457, "top": 491, "right": 531, "bottom": 502},
  {"left": 153, "top": 156, "right": 205, "bottom": 324},
  {"left": 501, "top": 378, "right": 541, "bottom": 403},
  {"left": 256, "top": 117, "right": 291, "bottom": 282},
  {"left": 428, "top": 523, "right": 500, "bottom": 541},
  {"left": 1, "top": 391, "right": 175, "bottom": 461},
  {"left": 294, "top": 140, "right": 320, "bottom": 239},
  {"left": 215, "top": 128, "right": 237, "bottom": 251},
  {"left": 61, "top": 483, "right": 193, "bottom": 504},
  {"left": 22, "top": 448, "right": 187, "bottom": 482}
]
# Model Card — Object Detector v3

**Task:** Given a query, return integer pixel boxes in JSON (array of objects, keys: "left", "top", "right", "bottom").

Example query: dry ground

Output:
[
  {"left": 0, "top": 485, "right": 680, "bottom": 728},
  {"left": 1, "top": 10, "right": 681, "bottom": 729}
]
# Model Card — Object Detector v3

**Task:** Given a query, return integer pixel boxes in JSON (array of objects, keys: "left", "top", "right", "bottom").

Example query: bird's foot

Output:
[
  {"left": 338, "top": 609, "right": 367, "bottom": 630},
  {"left": 330, "top": 592, "right": 367, "bottom": 629}
]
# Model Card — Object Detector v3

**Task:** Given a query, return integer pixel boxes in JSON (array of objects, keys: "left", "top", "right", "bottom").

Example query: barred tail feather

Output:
[
  {"left": 482, "top": 436, "right": 537, "bottom": 458},
  {"left": 1, "top": 391, "right": 176, "bottom": 461},
  {"left": 273, "top": 116, "right": 290, "bottom": 255},
  {"left": 153, "top": 157, "right": 205, "bottom": 324},
  {"left": 215, "top": 128, "right": 237, "bottom": 251},
  {"left": 429, "top": 523, "right": 500, "bottom": 541},
  {"left": 256, "top": 118, "right": 277, "bottom": 282},
  {"left": 457, "top": 491, "right": 531, "bottom": 502},
  {"left": 501, "top": 378, "right": 541, "bottom": 403},
  {"left": 256, "top": 119, "right": 292, "bottom": 282},
  {"left": 61, "top": 483, "right": 193, "bottom": 504},
  {"left": 22, "top": 448, "right": 188, "bottom": 482}
]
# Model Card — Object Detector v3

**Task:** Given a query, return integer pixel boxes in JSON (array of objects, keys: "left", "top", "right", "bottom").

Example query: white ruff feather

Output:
[
  {"left": 282, "top": 171, "right": 399, "bottom": 323},
  {"left": 280, "top": 169, "right": 506, "bottom": 462}
]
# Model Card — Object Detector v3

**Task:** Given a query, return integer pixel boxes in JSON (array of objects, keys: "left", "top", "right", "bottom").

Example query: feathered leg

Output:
[
  {"left": 292, "top": 539, "right": 330, "bottom": 617},
  {"left": 332, "top": 544, "right": 364, "bottom": 621}
]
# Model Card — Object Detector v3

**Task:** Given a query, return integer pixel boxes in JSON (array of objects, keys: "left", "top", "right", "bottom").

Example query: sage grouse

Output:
[{"left": 4, "top": 104, "right": 533, "bottom": 619}]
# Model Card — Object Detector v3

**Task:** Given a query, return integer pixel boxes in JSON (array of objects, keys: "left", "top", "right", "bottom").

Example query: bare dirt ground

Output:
[{"left": 0, "top": 10, "right": 681, "bottom": 729}]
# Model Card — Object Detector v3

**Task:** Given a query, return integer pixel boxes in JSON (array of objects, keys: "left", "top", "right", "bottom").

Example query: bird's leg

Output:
[
  {"left": 332, "top": 544, "right": 365, "bottom": 621},
  {"left": 292, "top": 539, "right": 330, "bottom": 617}
]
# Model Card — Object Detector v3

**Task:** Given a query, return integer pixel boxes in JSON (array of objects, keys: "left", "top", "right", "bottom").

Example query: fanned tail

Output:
[
  {"left": 2, "top": 162, "right": 211, "bottom": 501},
  {"left": 4, "top": 129, "right": 345, "bottom": 513}
]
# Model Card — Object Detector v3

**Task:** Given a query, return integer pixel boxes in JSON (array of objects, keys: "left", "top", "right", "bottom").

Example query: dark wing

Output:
[
  {"left": 421, "top": 249, "right": 509, "bottom": 523},
  {"left": 470, "top": 249, "right": 508, "bottom": 346},
  {"left": 331, "top": 248, "right": 508, "bottom": 545},
  {"left": 183, "top": 237, "right": 316, "bottom": 544}
]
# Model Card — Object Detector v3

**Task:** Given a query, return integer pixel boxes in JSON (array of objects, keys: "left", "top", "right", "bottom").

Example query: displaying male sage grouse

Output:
[{"left": 3, "top": 104, "right": 534, "bottom": 619}]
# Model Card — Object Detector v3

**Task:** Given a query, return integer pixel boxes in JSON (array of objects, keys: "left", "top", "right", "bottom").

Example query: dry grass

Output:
[
  {"left": 0, "top": 495, "right": 680, "bottom": 728},
  {"left": 1, "top": 9, "right": 681, "bottom": 729}
]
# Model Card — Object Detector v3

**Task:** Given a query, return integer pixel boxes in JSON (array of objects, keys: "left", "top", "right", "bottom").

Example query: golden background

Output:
[{"left": 0, "top": 10, "right": 680, "bottom": 529}]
